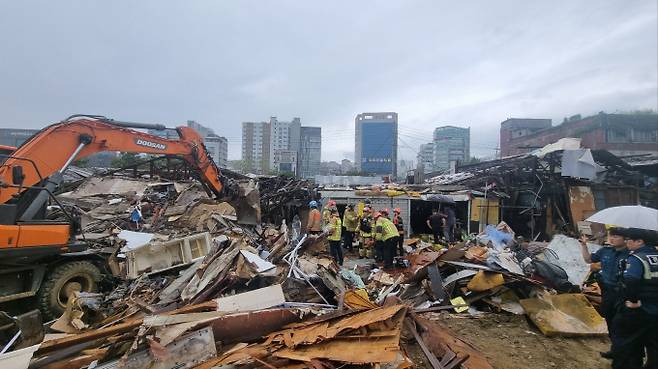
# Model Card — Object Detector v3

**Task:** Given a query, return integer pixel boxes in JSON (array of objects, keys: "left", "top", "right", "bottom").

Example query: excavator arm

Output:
[{"left": 0, "top": 115, "right": 248, "bottom": 222}]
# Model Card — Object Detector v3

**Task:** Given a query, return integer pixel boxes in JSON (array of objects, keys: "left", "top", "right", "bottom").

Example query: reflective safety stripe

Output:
[
  {"left": 382, "top": 219, "right": 398, "bottom": 241},
  {"left": 632, "top": 254, "right": 658, "bottom": 280},
  {"left": 328, "top": 218, "right": 342, "bottom": 241}
]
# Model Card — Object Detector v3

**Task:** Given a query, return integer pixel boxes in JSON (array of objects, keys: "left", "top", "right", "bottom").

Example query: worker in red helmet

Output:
[
  {"left": 393, "top": 208, "right": 405, "bottom": 256},
  {"left": 322, "top": 200, "right": 336, "bottom": 226}
]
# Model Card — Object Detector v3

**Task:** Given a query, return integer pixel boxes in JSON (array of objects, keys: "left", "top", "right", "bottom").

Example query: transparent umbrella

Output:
[{"left": 586, "top": 205, "right": 658, "bottom": 231}]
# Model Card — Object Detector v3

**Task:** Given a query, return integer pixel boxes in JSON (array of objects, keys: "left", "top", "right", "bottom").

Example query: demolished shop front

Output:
[{"left": 319, "top": 190, "right": 500, "bottom": 238}]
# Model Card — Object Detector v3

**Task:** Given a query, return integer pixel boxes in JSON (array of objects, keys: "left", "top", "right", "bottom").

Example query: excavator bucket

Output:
[{"left": 234, "top": 180, "right": 261, "bottom": 225}]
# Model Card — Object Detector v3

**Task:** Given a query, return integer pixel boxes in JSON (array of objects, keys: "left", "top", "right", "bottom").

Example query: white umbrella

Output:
[{"left": 586, "top": 205, "right": 658, "bottom": 231}]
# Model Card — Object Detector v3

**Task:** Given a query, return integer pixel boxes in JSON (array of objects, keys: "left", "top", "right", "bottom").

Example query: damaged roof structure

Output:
[{"left": 424, "top": 138, "right": 658, "bottom": 240}]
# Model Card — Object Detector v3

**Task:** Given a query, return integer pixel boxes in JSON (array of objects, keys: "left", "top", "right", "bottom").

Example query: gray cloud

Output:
[{"left": 0, "top": 1, "right": 655, "bottom": 161}]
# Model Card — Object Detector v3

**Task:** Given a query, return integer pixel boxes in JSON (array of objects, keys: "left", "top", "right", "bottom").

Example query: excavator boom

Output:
[{"left": 0, "top": 116, "right": 230, "bottom": 211}]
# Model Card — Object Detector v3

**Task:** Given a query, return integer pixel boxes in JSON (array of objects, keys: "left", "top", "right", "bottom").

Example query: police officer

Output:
[
  {"left": 612, "top": 228, "right": 658, "bottom": 369},
  {"left": 578, "top": 227, "right": 629, "bottom": 359}
]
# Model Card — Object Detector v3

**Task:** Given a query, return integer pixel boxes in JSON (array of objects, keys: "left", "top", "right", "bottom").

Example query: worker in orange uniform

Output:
[
  {"left": 374, "top": 211, "right": 399, "bottom": 269},
  {"left": 327, "top": 208, "right": 343, "bottom": 266},
  {"left": 307, "top": 201, "right": 322, "bottom": 235},
  {"left": 393, "top": 208, "right": 405, "bottom": 256}
]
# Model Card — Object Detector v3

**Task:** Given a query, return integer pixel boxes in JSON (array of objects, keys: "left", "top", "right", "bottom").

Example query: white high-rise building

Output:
[{"left": 241, "top": 117, "right": 319, "bottom": 176}]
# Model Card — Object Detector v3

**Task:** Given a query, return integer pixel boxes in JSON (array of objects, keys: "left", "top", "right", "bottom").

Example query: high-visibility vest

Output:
[
  {"left": 328, "top": 217, "right": 342, "bottom": 241},
  {"left": 322, "top": 209, "right": 331, "bottom": 225},
  {"left": 343, "top": 211, "right": 357, "bottom": 231},
  {"left": 375, "top": 218, "right": 398, "bottom": 241}
]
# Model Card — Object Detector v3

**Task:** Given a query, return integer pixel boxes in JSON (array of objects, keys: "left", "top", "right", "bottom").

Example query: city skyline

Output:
[{"left": 0, "top": 2, "right": 654, "bottom": 164}]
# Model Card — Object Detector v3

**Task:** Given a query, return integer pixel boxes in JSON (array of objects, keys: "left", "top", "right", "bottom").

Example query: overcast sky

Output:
[{"left": 0, "top": 1, "right": 656, "bottom": 161}]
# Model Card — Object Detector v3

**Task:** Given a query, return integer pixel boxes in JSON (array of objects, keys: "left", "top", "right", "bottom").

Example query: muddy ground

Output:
[{"left": 404, "top": 312, "right": 610, "bottom": 369}]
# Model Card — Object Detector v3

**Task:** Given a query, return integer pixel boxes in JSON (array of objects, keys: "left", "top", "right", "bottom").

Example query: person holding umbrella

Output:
[
  {"left": 578, "top": 227, "right": 629, "bottom": 359},
  {"left": 611, "top": 228, "right": 657, "bottom": 369}
]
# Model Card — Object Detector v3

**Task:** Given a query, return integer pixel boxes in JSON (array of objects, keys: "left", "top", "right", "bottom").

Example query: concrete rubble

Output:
[{"left": 2, "top": 142, "right": 655, "bottom": 369}]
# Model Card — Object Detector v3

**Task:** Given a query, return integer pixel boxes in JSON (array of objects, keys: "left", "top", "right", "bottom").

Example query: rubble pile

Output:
[{"left": 0, "top": 171, "right": 619, "bottom": 369}]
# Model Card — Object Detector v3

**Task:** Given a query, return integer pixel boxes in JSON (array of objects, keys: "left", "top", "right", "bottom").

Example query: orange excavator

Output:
[{"left": 0, "top": 115, "right": 254, "bottom": 319}]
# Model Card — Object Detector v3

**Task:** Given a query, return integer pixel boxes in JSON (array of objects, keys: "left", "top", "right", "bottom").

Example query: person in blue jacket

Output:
[
  {"left": 579, "top": 227, "right": 629, "bottom": 359},
  {"left": 611, "top": 228, "right": 658, "bottom": 369}
]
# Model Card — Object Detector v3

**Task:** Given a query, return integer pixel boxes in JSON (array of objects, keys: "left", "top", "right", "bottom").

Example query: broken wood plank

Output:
[
  {"left": 404, "top": 318, "right": 444, "bottom": 369},
  {"left": 36, "top": 301, "right": 217, "bottom": 355}
]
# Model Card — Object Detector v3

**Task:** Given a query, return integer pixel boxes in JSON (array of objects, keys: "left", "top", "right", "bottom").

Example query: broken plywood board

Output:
[
  {"left": 216, "top": 284, "right": 285, "bottom": 313},
  {"left": 274, "top": 335, "right": 402, "bottom": 364},
  {"left": 519, "top": 293, "right": 607, "bottom": 337},
  {"left": 266, "top": 304, "right": 406, "bottom": 348},
  {"left": 568, "top": 186, "right": 597, "bottom": 224},
  {"left": 96, "top": 326, "right": 216, "bottom": 369}
]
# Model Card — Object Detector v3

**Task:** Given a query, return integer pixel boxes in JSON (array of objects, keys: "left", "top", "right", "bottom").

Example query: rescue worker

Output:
[
  {"left": 373, "top": 211, "right": 385, "bottom": 262},
  {"left": 375, "top": 209, "right": 392, "bottom": 262},
  {"left": 356, "top": 207, "right": 374, "bottom": 258},
  {"left": 612, "top": 228, "right": 658, "bottom": 369},
  {"left": 327, "top": 208, "right": 343, "bottom": 266},
  {"left": 393, "top": 208, "right": 405, "bottom": 256},
  {"left": 322, "top": 200, "right": 335, "bottom": 226},
  {"left": 307, "top": 201, "right": 322, "bottom": 235},
  {"left": 374, "top": 211, "right": 399, "bottom": 270},
  {"left": 342, "top": 204, "right": 357, "bottom": 252},
  {"left": 578, "top": 227, "right": 629, "bottom": 359}
]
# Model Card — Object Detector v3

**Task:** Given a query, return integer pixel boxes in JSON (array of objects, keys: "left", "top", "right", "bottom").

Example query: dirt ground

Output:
[{"left": 406, "top": 312, "right": 611, "bottom": 369}]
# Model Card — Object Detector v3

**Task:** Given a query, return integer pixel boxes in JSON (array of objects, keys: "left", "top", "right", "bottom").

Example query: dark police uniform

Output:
[
  {"left": 612, "top": 244, "right": 658, "bottom": 369},
  {"left": 591, "top": 247, "right": 629, "bottom": 338}
]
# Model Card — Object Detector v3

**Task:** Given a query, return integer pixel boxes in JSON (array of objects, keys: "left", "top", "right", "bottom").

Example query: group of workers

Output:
[
  {"left": 306, "top": 199, "right": 405, "bottom": 269},
  {"left": 578, "top": 227, "right": 657, "bottom": 369}
]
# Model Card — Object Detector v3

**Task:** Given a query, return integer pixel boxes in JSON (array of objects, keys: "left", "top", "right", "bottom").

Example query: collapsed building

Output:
[{"left": 0, "top": 134, "right": 655, "bottom": 369}]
